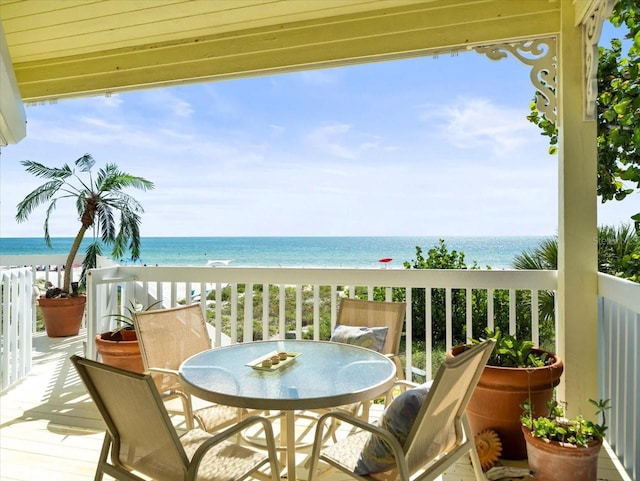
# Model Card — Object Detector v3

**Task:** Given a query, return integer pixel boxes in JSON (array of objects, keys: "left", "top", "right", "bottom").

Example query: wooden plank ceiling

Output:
[{"left": 0, "top": 0, "right": 562, "bottom": 103}]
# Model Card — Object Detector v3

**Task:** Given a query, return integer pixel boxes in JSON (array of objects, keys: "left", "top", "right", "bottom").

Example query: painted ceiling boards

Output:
[{"left": 0, "top": 0, "right": 566, "bottom": 102}]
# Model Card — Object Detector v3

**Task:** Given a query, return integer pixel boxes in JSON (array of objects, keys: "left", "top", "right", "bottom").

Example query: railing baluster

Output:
[
  {"left": 532, "top": 290, "right": 540, "bottom": 346},
  {"left": 295, "top": 285, "right": 302, "bottom": 339},
  {"left": 244, "top": 283, "right": 253, "bottom": 341},
  {"left": 509, "top": 288, "right": 516, "bottom": 336},
  {"left": 279, "top": 284, "right": 286, "bottom": 339},
  {"left": 488, "top": 288, "right": 495, "bottom": 331},
  {"left": 214, "top": 283, "right": 222, "bottom": 347},
  {"left": 466, "top": 287, "right": 472, "bottom": 342},
  {"left": 230, "top": 283, "right": 238, "bottom": 343},
  {"left": 262, "top": 283, "right": 269, "bottom": 341},
  {"left": 445, "top": 287, "right": 452, "bottom": 351},
  {"left": 425, "top": 287, "right": 432, "bottom": 379}
]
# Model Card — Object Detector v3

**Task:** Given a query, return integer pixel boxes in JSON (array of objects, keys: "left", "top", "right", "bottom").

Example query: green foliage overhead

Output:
[{"left": 528, "top": 0, "right": 640, "bottom": 231}]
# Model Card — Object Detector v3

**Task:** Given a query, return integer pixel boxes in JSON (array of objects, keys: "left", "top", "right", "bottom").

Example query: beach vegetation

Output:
[
  {"left": 15, "top": 154, "right": 154, "bottom": 295},
  {"left": 209, "top": 284, "right": 333, "bottom": 342},
  {"left": 395, "top": 239, "right": 545, "bottom": 349}
]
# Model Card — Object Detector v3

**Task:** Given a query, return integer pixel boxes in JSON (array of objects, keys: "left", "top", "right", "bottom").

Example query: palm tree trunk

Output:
[{"left": 64, "top": 226, "right": 87, "bottom": 293}]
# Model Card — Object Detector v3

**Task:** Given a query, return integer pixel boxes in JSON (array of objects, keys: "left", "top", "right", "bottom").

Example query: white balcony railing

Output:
[
  {"left": 0, "top": 254, "right": 87, "bottom": 391},
  {"left": 86, "top": 264, "right": 559, "bottom": 381},
  {"left": 0, "top": 267, "right": 33, "bottom": 391}
]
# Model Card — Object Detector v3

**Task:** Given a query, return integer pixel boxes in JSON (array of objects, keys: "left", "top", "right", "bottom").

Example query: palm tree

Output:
[
  {"left": 597, "top": 224, "right": 640, "bottom": 281},
  {"left": 512, "top": 237, "right": 558, "bottom": 331},
  {"left": 16, "top": 154, "right": 154, "bottom": 294},
  {"left": 513, "top": 225, "right": 640, "bottom": 326}
]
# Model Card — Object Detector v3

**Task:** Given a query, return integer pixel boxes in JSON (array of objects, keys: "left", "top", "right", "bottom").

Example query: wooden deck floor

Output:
[{"left": 0, "top": 332, "right": 631, "bottom": 481}]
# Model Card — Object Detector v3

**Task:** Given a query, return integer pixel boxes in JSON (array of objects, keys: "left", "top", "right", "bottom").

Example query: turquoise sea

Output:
[{"left": 0, "top": 236, "right": 549, "bottom": 269}]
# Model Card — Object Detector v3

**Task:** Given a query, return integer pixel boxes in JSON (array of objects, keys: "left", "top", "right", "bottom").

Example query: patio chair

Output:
[
  {"left": 335, "top": 298, "right": 406, "bottom": 375},
  {"left": 307, "top": 339, "right": 496, "bottom": 481},
  {"left": 70, "top": 355, "right": 280, "bottom": 481},
  {"left": 133, "top": 303, "right": 242, "bottom": 432},
  {"left": 321, "top": 298, "right": 406, "bottom": 430}
]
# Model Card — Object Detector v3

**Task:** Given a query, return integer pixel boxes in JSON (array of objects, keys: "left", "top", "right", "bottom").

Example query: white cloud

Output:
[
  {"left": 304, "top": 122, "right": 382, "bottom": 160},
  {"left": 174, "top": 100, "right": 194, "bottom": 118},
  {"left": 423, "top": 97, "right": 535, "bottom": 156}
]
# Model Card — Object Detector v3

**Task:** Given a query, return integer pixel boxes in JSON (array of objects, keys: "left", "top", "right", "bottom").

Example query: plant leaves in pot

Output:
[
  {"left": 15, "top": 154, "right": 154, "bottom": 337},
  {"left": 520, "top": 398, "right": 610, "bottom": 481},
  {"left": 447, "top": 327, "right": 564, "bottom": 459}
]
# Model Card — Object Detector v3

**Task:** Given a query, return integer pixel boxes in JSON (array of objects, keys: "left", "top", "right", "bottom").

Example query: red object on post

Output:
[{"left": 378, "top": 258, "right": 392, "bottom": 268}]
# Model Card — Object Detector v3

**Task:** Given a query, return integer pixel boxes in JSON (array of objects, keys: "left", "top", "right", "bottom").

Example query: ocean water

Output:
[{"left": 0, "top": 236, "right": 549, "bottom": 269}]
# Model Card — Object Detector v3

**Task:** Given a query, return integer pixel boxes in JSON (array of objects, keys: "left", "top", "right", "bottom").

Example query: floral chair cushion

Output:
[
  {"left": 354, "top": 382, "right": 432, "bottom": 475},
  {"left": 329, "top": 324, "right": 389, "bottom": 353}
]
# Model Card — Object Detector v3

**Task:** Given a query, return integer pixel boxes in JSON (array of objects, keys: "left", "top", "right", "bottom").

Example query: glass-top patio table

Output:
[{"left": 179, "top": 339, "right": 397, "bottom": 481}]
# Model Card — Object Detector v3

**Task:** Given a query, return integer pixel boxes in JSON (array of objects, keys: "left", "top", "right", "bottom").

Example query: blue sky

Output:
[{"left": 0, "top": 26, "right": 636, "bottom": 238}]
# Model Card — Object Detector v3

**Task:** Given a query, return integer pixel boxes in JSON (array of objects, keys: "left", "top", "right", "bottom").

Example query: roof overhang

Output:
[
  {"left": 1, "top": 0, "right": 564, "bottom": 104},
  {"left": 0, "top": 0, "right": 616, "bottom": 145}
]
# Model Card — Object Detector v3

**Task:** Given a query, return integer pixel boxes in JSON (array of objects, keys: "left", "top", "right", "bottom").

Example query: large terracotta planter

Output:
[
  {"left": 38, "top": 295, "right": 86, "bottom": 337},
  {"left": 95, "top": 330, "right": 144, "bottom": 373},
  {"left": 522, "top": 426, "right": 602, "bottom": 481},
  {"left": 448, "top": 346, "right": 563, "bottom": 459}
]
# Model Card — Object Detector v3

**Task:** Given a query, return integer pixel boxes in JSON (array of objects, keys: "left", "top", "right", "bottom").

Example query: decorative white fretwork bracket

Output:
[
  {"left": 473, "top": 0, "right": 616, "bottom": 123},
  {"left": 583, "top": 0, "right": 616, "bottom": 120},
  {"left": 474, "top": 38, "right": 557, "bottom": 124}
]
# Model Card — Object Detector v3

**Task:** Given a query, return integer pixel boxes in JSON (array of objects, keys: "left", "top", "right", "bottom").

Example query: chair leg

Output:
[
  {"left": 94, "top": 432, "right": 111, "bottom": 481},
  {"left": 176, "top": 392, "right": 195, "bottom": 430},
  {"left": 307, "top": 418, "right": 327, "bottom": 481},
  {"left": 463, "top": 416, "right": 488, "bottom": 481}
]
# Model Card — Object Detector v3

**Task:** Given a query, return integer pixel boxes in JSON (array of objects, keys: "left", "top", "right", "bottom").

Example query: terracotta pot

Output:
[
  {"left": 38, "top": 295, "right": 86, "bottom": 337},
  {"left": 448, "top": 345, "right": 563, "bottom": 459},
  {"left": 522, "top": 426, "right": 602, "bottom": 481},
  {"left": 95, "top": 331, "right": 144, "bottom": 373}
]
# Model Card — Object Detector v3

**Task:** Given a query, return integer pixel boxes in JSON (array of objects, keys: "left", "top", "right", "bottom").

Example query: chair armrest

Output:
[
  {"left": 384, "top": 379, "right": 419, "bottom": 405},
  {"left": 311, "top": 411, "right": 410, "bottom": 479},
  {"left": 146, "top": 368, "right": 182, "bottom": 390},
  {"left": 317, "top": 411, "right": 402, "bottom": 453},
  {"left": 147, "top": 367, "right": 179, "bottom": 377}
]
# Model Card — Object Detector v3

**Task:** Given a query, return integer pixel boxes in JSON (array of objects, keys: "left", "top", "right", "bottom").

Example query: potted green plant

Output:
[
  {"left": 15, "top": 154, "right": 154, "bottom": 337},
  {"left": 520, "top": 398, "right": 610, "bottom": 481},
  {"left": 95, "top": 300, "right": 161, "bottom": 373},
  {"left": 447, "top": 328, "right": 564, "bottom": 459}
]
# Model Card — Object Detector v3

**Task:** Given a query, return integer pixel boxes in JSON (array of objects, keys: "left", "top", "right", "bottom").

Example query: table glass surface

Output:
[{"left": 179, "top": 340, "right": 396, "bottom": 410}]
